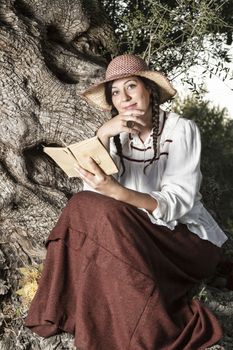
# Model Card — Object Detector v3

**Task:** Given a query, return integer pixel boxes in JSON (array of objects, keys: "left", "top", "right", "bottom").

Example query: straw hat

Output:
[{"left": 81, "top": 54, "right": 177, "bottom": 110}]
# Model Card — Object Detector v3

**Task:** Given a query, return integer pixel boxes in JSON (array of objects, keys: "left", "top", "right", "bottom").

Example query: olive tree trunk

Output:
[
  {"left": 0, "top": 0, "right": 116, "bottom": 348},
  {"left": 0, "top": 1, "right": 232, "bottom": 349}
]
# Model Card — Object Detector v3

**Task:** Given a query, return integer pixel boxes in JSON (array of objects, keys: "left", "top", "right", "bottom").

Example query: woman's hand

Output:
[
  {"left": 74, "top": 158, "right": 121, "bottom": 197},
  {"left": 75, "top": 158, "right": 158, "bottom": 213},
  {"left": 97, "top": 109, "right": 146, "bottom": 145}
]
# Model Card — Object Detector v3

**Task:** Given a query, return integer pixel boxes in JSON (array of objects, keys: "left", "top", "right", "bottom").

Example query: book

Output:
[{"left": 43, "top": 136, "right": 118, "bottom": 178}]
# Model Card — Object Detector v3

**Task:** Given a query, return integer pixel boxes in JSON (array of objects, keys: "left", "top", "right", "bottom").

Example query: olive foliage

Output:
[
  {"left": 102, "top": 0, "right": 233, "bottom": 84},
  {"left": 175, "top": 97, "right": 233, "bottom": 231}
]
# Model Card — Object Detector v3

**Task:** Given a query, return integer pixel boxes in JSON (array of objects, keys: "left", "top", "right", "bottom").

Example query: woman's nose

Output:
[{"left": 121, "top": 89, "right": 131, "bottom": 101}]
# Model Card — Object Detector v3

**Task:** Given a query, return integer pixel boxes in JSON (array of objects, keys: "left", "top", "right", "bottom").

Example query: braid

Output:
[
  {"left": 105, "top": 82, "right": 126, "bottom": 176},
  {"left": 139, "top": 77, "right": 160, "bottom": 174},
  {"left": 113, "top": 134, "right": 126, "bottom": 176},
  {"left": 151, "top": 89, "right": 160, "bottom": 160}
]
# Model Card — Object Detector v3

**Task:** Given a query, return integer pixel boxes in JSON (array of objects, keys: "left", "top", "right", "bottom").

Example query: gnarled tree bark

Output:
[{"left": 0, "top": 0, "right": 116, "bottom": 348}]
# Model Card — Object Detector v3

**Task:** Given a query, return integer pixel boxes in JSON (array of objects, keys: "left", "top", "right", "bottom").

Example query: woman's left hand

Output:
[{"left": 74, "top": 158, "right": 120, "bottom": 196}]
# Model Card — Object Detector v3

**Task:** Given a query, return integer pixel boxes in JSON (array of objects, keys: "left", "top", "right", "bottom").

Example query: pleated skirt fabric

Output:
[{"left": 25, "top": 191, "right": 222, "bottom": 350}]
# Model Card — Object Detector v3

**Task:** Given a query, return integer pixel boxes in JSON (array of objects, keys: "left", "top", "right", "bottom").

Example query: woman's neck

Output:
[{"left": 138, "top": 106, "right": 153, "bottom": 142}]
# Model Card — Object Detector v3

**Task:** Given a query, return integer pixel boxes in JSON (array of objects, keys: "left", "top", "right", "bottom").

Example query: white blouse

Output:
[{"left": 84, "top": 109, "right": 228, "bottom": 247}]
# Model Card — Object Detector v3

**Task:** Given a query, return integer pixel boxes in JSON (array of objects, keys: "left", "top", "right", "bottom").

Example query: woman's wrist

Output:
[
  {"left": 111, "top": 186, "right": 158, "bottom": 213},
  {"left": 98, "top": 177, "right": 121, "bottom": 198},
  {"left": 96, "top": 127, "right": 111, "bottom": 148}
]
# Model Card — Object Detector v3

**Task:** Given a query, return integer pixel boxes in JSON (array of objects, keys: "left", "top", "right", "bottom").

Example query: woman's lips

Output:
[{"left": 124, "top": 103, "right": 137, "bottom": 110}]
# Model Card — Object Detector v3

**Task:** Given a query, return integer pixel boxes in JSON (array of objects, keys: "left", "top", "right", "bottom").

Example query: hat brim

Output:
[{"left": 80, "top": 70, "right": 177, "bottom": 110}]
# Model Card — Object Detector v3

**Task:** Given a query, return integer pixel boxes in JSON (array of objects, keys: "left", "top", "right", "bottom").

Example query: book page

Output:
[
  {"left": 43, "top": 147, "right": 79, "bottom": 177},
  {"left": 69, "top": 137, "right": 118, "bottom": 175},
  {"left": 43, "top": 136, "right": 118, "bottom": 178}
]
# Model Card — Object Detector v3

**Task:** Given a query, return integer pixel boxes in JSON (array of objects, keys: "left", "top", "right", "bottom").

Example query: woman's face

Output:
[{"left": 111, "top": 76, "right": 151, "bottom": 116}]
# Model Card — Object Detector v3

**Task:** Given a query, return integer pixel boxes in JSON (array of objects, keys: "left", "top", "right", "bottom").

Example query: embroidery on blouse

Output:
[
  {"left": 116, "top": 111, "right": 172, "bottom": 169},
  {"left": 129, "top": 110, "right": 167, "bottom": 152},
  {"left": 131, "top": 145, "right": 152, "bottom": 151},
  {"left": 124, "top": 111, "right": 170, "bottom": 165},
  {"left": 122, "top": 152, "right": 169, "bottom": 163}
]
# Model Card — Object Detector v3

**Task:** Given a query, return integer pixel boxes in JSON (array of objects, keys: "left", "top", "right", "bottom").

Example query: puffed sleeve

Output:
[{"left": 150, "top": 119, "right": 202, "bottom": 223}]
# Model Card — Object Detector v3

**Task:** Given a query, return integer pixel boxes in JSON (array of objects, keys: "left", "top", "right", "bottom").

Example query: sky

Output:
[
  {"left": 173, "top": 45, "right": 233, "bottom": 118},
  {"left": 205, "top": 74, "right": 233, "bottom": 118}
]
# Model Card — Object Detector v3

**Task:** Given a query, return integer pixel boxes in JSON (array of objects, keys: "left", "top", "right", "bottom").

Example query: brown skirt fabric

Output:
[{"left": 25, "top": 191, "right": 223, "bottom": 350}]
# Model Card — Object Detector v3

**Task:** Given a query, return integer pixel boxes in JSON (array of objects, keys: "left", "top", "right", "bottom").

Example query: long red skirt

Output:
[{"left": 25, "top": 191, "right": 223, "bottom": 350}]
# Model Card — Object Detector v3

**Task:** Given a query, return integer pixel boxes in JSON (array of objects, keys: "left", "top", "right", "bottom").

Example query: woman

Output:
[{"left": 25, "top": 55, "right": 228, "bottom": 349}]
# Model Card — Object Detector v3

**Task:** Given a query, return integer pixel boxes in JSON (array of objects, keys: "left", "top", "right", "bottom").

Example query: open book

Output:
[{"left": 43, "top": 136, "right": 118, "bottom": 177}]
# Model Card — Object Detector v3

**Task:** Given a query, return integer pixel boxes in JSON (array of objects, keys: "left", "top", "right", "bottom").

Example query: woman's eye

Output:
[
  {"left": 127, "top": 84, "right": 136, "bottom": 90},
  {"left": 112, "top": 90, "right": 118, "bottom": 96}
]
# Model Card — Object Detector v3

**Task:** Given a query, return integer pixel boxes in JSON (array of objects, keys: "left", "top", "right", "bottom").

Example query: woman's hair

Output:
[{"left": 105, "top": 76, "right": 160, "bottom": 175}]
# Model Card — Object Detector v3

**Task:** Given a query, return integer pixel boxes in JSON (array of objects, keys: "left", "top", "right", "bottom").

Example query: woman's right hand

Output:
[{"left": 97, "top": 109, "right": 146, "bottom": 145}]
